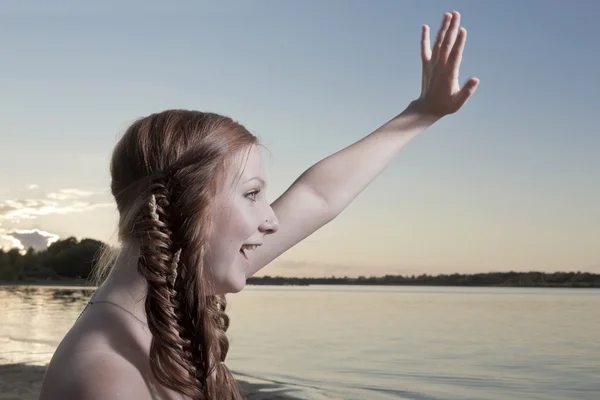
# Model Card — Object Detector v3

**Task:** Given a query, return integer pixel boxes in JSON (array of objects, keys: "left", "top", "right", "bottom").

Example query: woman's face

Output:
[{"left": 205, "top": 145, "right": 279, "bottom": 294}]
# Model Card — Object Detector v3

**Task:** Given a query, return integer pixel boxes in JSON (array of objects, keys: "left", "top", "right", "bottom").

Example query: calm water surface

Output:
[{"left": 1, "top": 285, "right": 598, "bottom": 399}]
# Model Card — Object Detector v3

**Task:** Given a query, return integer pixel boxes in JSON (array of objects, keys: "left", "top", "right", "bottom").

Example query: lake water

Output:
[{"left": 1, "top": 285, "right": 598, "bottom": 399}]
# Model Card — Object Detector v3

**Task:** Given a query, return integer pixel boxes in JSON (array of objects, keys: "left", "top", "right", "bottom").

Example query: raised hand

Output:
[{"left": 416, "top": 11, "right": 480, "bottom": 117}]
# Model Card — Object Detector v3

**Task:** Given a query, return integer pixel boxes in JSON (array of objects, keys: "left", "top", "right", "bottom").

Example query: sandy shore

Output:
[{"left": 0, "top": 363, "right": 301, "bottom": 400}]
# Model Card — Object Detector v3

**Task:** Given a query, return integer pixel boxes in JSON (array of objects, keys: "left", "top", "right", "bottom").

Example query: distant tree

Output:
[
  {"left": 47, "top": 236, "right": 79, "bottom": 257},
  {"left": 48, "top": 238, "right": 103, "bottom": 279}
]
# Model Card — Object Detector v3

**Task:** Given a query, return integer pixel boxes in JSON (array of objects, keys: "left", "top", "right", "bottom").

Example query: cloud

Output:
[
  {"left": 27, "top": 184, "right": 39, "bottom": 190},
  {"left": 0, "top": 199, "right": 111, "bottom": 221},
  {"left": 1, "top": 229, "right": 60, "bottom": 252},
  {"left": 0, "top": 189, "right": 112, "bottom": 223},
  {"left": 46, "top": 188, "right": 95, "bottom": 201},
  {"left": 0, "top": 188, "right": 114, "bottom": 251}
]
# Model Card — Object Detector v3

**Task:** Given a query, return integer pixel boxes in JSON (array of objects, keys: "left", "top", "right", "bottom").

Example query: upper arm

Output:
[
  {"left": 245, "top": 182, "right": 335, "bottom": 277},
  {"left": 41, "top": 353, "right": 152, "bottom": 400},
  {"left": 76, "top": 363, "right": 150, "bottom": 400}
]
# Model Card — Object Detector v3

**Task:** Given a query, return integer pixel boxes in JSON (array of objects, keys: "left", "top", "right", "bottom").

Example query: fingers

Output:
[
  {"left": 431, "top": 13, "right": 452, "bottom": 62},
  {"left": 455, "top": 77, "right": 480, "bottom": 110},
  {"left": 448, "top": 27, "right": 467, "bottom": 79},
  {"left": 421, "top": 25, "right": 431, "bottom": 63},
  {"left": 440, "top": 11, "right": 461, "bottom": 64},
  {"left": 422, "top": 9, "right": 479, "bottom": 114}
]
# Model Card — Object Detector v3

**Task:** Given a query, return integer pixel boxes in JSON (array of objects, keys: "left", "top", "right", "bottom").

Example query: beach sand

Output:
[{"left": 0, "top": 363, "right": 300, "bottom": 400}]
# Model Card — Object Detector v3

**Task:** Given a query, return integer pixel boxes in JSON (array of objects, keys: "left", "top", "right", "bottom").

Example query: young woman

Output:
[{"left": 39, "top": 10, "right": 479, "bottom": 400}]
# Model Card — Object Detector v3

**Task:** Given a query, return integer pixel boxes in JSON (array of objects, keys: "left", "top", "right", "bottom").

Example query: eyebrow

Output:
[{"left": 244, "top": 176, "right": 266, "bottom": 188}]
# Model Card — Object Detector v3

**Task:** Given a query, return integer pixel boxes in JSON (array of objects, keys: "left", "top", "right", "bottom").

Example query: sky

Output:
[{"left": 1, "top": 0, "right": 599, "bottom": 277}]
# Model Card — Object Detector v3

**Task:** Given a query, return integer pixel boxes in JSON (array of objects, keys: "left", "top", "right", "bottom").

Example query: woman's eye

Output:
[{"left": 245, "top": 189, "right": 260, "bottom": 202}]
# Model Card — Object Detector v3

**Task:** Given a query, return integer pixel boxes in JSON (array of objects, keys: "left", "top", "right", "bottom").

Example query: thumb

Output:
[{"left": 454, "top": 77, "right": 480, "bottom": 110}]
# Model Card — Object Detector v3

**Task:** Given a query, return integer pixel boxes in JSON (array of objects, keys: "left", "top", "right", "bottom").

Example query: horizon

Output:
[
  {"left": 1, "top": 1, "right": 599, "bottom": 278},
  {"left": 5, "top": 235, "right": 597, "bottom": 279}
]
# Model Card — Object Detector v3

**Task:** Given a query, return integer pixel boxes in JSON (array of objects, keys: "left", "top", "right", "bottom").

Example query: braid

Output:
[
  {"left": 203, "top": 294, "right": 241, "bottom": 399},
  {"left": 135, "top": 182, "right": 205, "bottom": 399}
]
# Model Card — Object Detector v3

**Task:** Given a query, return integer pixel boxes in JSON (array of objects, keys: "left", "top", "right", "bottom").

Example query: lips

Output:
[{"left": 239, "top": 248, "right": 248, "bottom": 260}]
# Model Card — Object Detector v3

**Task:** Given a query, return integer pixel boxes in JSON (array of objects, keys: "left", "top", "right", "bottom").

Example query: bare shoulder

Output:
[
  {"left": 71, "top": 352, "right": 153, "bottom": 399},
  {"left": 40, "top": 351, "right": 153, "bottom": 400}
]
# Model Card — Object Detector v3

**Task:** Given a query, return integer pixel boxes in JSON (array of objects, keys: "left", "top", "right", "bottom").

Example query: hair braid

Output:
[
  {"left": 135, "top": 181, "right": 205, "bottom": 399},
  {"left": 203, "top": 294, "right": 241, "bottom": 399}
]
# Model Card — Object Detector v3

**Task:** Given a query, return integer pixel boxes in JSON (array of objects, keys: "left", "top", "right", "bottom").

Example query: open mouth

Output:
[{"left": 239, "top": 244, "right": 260, "bottom": 261}]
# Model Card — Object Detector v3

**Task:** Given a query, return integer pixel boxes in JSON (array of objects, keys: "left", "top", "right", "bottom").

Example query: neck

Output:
[{"left": 91, "top": 242, "right": 149, "bottom": 326}]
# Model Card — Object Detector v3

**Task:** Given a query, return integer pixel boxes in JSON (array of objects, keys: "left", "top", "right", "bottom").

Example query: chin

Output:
[
  {"left": 228, "top": 272, "right": 247, "bottom": 293},
  {"left": 216, "top": 271, "right": 247, "bottom": 294}
]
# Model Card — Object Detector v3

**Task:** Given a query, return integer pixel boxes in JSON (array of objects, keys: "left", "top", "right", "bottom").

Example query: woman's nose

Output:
[{"left": 260, "top": 209, "right": 279, "bottom": 234}]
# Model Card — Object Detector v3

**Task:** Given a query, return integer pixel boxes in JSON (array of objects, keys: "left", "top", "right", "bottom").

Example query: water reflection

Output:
[
  {"left": 1, "top": 285, "right": 599, "bottom": 400},
  {"left": 1, "top": 286, "right": 42, "bottom": 302},
  {"left": 51, "top": 288, "right": 94, "bottom": 305},
  {"left": 0, "top": 285, "right": 95, "bottom": 304},
  {"left": 0, "top": 285, "right": 96, "bottom": 367}
]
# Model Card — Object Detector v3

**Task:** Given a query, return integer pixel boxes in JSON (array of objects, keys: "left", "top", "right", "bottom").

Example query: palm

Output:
[{"left": 418, "top": 11, "right": 479, "bottom": 116}]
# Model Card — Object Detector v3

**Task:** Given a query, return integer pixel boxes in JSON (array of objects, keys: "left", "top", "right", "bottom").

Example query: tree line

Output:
[{"left": 1, "top": 237, "right": 598, "bottom": 288}]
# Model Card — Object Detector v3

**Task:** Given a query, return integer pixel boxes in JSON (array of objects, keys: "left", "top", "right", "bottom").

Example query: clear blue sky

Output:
[{"left": 1, "top": 1, "right": 598, "bottom": 277}]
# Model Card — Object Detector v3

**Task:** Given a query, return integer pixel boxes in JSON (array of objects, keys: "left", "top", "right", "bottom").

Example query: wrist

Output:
[{"left": 404, "top": 99, "right": 443, "bottom": 123}]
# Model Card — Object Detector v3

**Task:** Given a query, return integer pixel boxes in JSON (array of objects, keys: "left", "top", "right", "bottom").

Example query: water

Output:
[{"left": 1, "top": 285, "right": 598, "bottom": 399}]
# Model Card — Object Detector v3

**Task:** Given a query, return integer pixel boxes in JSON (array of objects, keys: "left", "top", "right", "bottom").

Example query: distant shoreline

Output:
[
  {"left": 3, "top": 237, "right": 597, "bottom": 288},
  {"left": 1, "top": 277, "right": 599, "bottom": 289}
]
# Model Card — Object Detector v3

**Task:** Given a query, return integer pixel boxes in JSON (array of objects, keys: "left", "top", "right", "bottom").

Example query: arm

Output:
[
  {"left": 300, "top": 10, "right": 479, "bottom": 214},
  {"left": 294, "top": 102, "right": 439, "bottom": 217},
  {"left": 246, "top": 10, "right": 479, "bottom": 277},
  {"left": 245, "top": 102, "right": 437, "bottom": 279}
]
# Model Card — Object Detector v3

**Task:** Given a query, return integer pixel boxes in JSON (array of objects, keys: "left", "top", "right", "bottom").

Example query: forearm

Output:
[{"left": 296, "top": 100, "right": 440, "bottom": 216}]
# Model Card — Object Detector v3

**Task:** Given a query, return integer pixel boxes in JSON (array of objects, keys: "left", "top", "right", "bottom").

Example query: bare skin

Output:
[
  {"left": 39, "top": 246, "right": 175, "bottom": 399},
  {"left": 38, "top": 11, "right": 478, "bottom": 400}
]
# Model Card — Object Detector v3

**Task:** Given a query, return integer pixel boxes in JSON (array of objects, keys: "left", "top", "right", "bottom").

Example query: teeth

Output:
[{"left": 241, "top": 244, "right": 259, "bottom": 251}]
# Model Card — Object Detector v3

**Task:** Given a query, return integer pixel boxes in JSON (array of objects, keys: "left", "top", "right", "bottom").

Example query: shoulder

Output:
[
  {"left": 40, "top": 351, "right": 153, "bottom": 400},
  {"left": 71, "top": 352, "right": 153, "bottom": 400}
]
